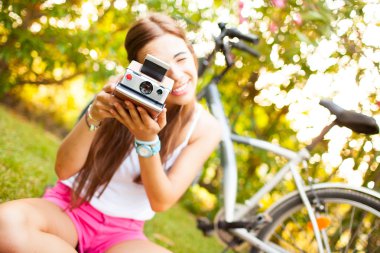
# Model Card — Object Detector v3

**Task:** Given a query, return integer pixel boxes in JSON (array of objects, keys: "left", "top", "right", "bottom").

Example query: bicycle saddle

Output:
[{"left": 319, "top": 99, "right": 379, "bottom": 135}]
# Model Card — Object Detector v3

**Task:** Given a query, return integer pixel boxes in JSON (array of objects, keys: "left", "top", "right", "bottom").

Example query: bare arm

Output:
[
  {"left": 55, "top": 116, "right": 97, "bottom": 179},
  {"left": 138, "top": 109, "right": 221, "bottom": 211},
  {"left": 55, "top": 80, "right": 121, "bottom": 179},
  {"left": 102, "top": 92, "right": 221, "bottom": 211}
]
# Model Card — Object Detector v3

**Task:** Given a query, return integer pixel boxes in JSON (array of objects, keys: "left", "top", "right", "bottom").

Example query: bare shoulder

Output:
[{"left": 191, "top": 104, "right": 222, "bottom": 143}]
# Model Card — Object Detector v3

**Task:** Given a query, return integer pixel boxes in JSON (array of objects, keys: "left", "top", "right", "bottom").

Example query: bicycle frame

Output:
[
  {"left": 202, "top": 81, "right": 327, "bottom": 252},
  {"left": 196, "top": 22, "right": 379, "bottom": 253}
]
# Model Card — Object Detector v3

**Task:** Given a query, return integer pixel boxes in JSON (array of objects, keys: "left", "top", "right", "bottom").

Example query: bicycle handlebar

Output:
[
  {"left": 230, "top": 41, "right": 260, "bottom": 58},
  {"left": 197, "top": 23, "right": 260, "bottom": 78},
  {"left": 223, "top": 27, "right": 260, "bottom": 45}
]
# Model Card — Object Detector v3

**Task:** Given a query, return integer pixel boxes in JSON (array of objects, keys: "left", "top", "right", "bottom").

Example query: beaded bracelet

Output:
[
  {"left": 88, "top": 104, "right": 101, "bottom": 123},
  {"left": 85, "top": 104, "right": 102, "bottom": 131}
]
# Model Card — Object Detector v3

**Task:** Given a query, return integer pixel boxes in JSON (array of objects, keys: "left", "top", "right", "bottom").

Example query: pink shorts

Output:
[{"left": 43, "top": 182, "right": 147, "bottom": 253}]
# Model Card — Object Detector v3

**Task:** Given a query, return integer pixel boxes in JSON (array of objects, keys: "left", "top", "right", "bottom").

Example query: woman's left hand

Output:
[{"left": 111, "top": 101, "right": 167, "bottom": 141}]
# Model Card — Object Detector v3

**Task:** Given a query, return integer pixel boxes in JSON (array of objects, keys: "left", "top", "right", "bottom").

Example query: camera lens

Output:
[
  {"left": 139, "top": 81, "right": 153, "bottom": 94},
  {"left": 156, "top": 89, "right": 163, "bottom": 95}
]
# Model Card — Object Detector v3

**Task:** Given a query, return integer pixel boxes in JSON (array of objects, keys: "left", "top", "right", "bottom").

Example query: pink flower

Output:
[
  {"left": 238, "top": 0, "right": 244, "bottom": 8},
  {"left": 271, "top": 0, "right": 286, "bottom": 8},
  {"left": 238, "top": 0, "right": 247, "bottom": 24},
  {"left": 269, "top": 22, "right": 279, "bottom": 33},
  {"left": 293, "top": 13, "right": 302, "bottom": 25}
]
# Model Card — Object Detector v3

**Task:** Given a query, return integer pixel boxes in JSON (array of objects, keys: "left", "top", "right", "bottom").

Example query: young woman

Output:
[{"left": 0, "top": 13, "right": 221, "bottom": 253}]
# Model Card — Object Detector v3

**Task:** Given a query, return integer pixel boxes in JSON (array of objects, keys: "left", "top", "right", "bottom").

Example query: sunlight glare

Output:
[
  {"left": 326, "top": 0, "right": 345, "bottom": 10},
  {"left": 30, "top": 22, "right": 42, "bottom": 33},
  {"left": 306, "top": 39, "right": 338, "bottom": 72},
  {"left": 188, "top": 0, "right": 213, "bottom": 11},
  {"left": 105, "top": 60, "right": 116, "bottom": 71},
  {"left": 338, "top": 158, "right": 364, "bottom": 186},
  {"left": 131, "top": 4, "right": 147, "bottom": 13},
  {"left": 363, "top": 141, "right": 373, "bottom": 152},
  {"left": 114, "top": 0, "right": 127, "bottom": 10},
  {"left": 215, "top": 52, "right": 226, "bottom": 66},
  {"left": 215, "top": 7, "right": 233, "bottom": 24},
  {"left": 41, "top": 0, "right": 66, "bottom": 9},
  {"left": 372, "top": 135, "right": 380, "bottom": 151},
  {"left": 53, "top": 68, "right": 63, "bottom": 79},
  {"left": 89, "top": 49, "right": 98, "bottom": 60},
  {"left": 362, "top": 24, "right": 380, "bottom": 47},
  {"left": 336, "top": 19, "right": 353, "bottom": 36},
  {"left": 367, "top": 181, "right": 375, "bottom": 189}
]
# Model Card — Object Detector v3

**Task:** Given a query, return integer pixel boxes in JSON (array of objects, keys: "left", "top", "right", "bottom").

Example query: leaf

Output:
[
  {"left": 301, "top": 11, "right": 327, "bottom": 22},
  {"left": 295, "top": 30, "right": 313, "bottom": 45}
]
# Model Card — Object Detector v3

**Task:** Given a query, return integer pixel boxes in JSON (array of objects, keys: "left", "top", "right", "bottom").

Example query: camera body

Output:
[{"left": 114, "top": 54, "right": 174, "bottom": 118}]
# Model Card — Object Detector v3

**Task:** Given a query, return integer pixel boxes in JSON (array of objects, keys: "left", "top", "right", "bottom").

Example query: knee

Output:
[
  {"left": 0, "top": 201, "right": 30, "bottom": 231},
  {"left": 0, "top": 202, "right": 32, "bottom": 250}
]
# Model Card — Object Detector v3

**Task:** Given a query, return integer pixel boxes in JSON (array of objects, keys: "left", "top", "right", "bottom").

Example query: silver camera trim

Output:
[{"left": 113, "top": 54, "right": 174, "bottom": 117}]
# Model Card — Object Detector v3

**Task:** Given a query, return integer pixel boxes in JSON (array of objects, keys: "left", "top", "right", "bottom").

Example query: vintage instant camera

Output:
[{"left": 114, "top": 54, "right": 174, "bottom": 118}]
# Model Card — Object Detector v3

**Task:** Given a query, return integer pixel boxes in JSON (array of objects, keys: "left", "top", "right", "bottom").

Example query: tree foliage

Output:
[{"left": 1, "top": 0, "right": 379, "bottom": 215}]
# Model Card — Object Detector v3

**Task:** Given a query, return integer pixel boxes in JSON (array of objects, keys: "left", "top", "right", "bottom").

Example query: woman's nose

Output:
[{"left": 167, "top": 65, "right": 182, "bottom": 81}]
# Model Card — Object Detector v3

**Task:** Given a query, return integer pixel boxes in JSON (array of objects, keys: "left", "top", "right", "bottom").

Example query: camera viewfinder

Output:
[{"left": 141, "top": 54, "right": 170, "bottom": 82}]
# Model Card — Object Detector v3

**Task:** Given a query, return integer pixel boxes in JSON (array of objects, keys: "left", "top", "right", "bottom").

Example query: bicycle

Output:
[{"left": 194, "top": 23, "right": 380, "bottom": 253}]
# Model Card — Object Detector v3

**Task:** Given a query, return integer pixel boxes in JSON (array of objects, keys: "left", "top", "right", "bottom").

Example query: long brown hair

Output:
[{"left": 72, "top": 13, "right": 197, "bottom": 205}]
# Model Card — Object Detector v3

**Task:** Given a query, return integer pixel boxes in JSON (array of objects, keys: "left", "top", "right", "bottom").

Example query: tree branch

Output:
[{"left": 17, "top": 71, "right": 85, "bottom": 85}]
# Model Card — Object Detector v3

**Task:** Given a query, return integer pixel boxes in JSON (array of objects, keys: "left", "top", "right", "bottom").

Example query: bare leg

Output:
[
  {"left": 0, "top": 198, "right": 78, "bottom": 253},
  {"left": 106, "top": 240, "right": 172, "bottom": 253}
]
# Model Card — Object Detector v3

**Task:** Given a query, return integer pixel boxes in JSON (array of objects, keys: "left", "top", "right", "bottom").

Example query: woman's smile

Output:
[
  {"left": 138, "top": 33, "right": 198, "bottom": 106},
  {"left": 171, "top": 80, "right": 190, "bottom": 96}
]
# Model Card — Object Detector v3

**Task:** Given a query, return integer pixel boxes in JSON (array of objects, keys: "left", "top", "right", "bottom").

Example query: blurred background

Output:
[{"left": 1, "top": 0, "right": 379, "bottom": 221}]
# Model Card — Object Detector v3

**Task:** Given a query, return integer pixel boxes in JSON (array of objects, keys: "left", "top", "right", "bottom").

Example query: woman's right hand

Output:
[
  {"left": 88, "top": 75, "right": 123, "bottom": 122},
  {"left": 55, "top": 75, "right": 124, "bottom": 179}
]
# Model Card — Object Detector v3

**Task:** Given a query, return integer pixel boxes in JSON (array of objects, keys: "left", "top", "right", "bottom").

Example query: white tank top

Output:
[{"left": 62, "top": 105, "right": 201, "bottom": 220}]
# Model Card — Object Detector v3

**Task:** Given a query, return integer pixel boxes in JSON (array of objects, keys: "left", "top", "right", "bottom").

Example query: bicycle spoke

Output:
[
  {"left": 367, "top": 222, "right": 380, "bottom": 253},
  {"left": 272, "top": 232, "right": 306, "bottom": 253},
  {"left": 252, "top": 188, "right": 380, "bottom": 253},
  {"left": 289, "top": 214, "right": 304, "bottom": 231},
  {"left": 275, "top": 221, "right": 300, "bottom": 250},
  {"left": 346, "top": 212, "right": 367, "bottom": 251},
  {"left": 344, "top": 207, "right": 356, "bottom": 253}
]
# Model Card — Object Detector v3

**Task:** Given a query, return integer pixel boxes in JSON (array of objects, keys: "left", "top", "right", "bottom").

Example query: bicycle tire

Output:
[{"left": 250, "top": 186, "right": 380, "bottom": 253}]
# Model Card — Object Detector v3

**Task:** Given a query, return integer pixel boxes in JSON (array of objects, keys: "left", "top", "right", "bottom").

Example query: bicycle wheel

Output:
[{"left": 250, "top": 186, "right": 380, "bottom": 253}]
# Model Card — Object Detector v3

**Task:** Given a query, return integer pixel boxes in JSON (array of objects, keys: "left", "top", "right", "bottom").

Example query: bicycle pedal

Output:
[
  {"left": 196, "top": 217, "right": 215, "bottom": 236},
  {"left": 256, "top": 213, "right": 272, "bottom": 223},
  {"left": 249, "top": 213, "right": 273, "bottom": 231}
]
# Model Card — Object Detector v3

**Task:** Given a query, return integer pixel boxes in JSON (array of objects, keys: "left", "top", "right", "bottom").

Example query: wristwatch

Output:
[{"left": 134, "top": 138, "right": 161, "bottom": 158}]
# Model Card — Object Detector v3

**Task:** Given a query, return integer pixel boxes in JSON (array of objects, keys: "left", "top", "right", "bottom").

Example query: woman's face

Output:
[{"left": 137, "top": 34, "right": 198, "bottom": 108}]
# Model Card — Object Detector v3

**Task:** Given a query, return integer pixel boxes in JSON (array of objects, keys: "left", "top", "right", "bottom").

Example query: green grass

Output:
[
  {"left": 0, "top": 105, "right": 59, "bottom": 200},
  {"left": 0, "top": 104, "right": 227, "bottom": 252}
]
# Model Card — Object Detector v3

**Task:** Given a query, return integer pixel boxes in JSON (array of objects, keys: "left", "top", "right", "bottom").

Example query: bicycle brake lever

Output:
[{"left": 222, "top": 41, "right": 234, "bottom": 67}]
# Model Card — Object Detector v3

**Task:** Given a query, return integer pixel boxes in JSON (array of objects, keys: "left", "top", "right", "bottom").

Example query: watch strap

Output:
[
  {"left": 135, "top": 136, "right": 159, "bottom": 145},
  {"left": 134, "top": 137, "right": 161, "bottom": 157}
]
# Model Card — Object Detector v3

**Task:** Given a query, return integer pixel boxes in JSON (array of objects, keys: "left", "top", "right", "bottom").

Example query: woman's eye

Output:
[{"left": 177, "top": 57, "right": 187, "bottom": 62}]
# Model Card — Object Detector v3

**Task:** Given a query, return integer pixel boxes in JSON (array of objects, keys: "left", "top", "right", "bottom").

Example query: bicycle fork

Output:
[{"left": 290, "top": 156, "right": 329, "bottom": 253}]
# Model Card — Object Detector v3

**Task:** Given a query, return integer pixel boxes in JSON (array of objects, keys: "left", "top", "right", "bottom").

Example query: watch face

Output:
[
  {"left": 136, "top": 145, "right": 152, "bottom": 157},
  {"left": 135, "top": 139, "right": 160, "bottom": 158}
]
